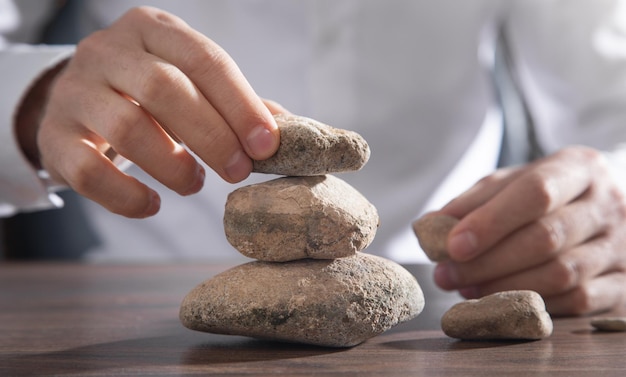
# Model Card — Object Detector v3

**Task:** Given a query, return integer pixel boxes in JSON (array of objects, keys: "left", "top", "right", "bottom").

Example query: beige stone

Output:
[
  {"left": 179, "top": 253, "right": 424, "bottom": 347},
  {"left": 252, "top": 114, "right": 370, "bottom": 176},
  {"left": 412, "top": 214, "right": 458, "bottom": 262},
  {"left": 224, "top": 175, "right": 379, "bottom": 262},
  {"left": 591, "top": 317, "right": 626, "bottom": 332},
  {"left": 441, "top": 290, "right": 553, "bottom": 340}
]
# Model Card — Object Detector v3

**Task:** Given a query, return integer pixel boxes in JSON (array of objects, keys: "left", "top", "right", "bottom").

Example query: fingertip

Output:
[
  {"left": 224, "top": 149, "right": 252, "bottom": 182},
  {"left": 140, "top": 190, "right": 161, "bottom": 218},
  {"left": 245, "top": 111, "right": 280, "bottom": 160},
  {"left": 245, "top": 121, "right": 280, "bottom": 160},
  {"left": 447, "top": 230, "right": 478, "bottom": 261},
  {"left": 433, "top": 262, "right": 458, "bottom": 290},
  {"left": 459, "top": 286, "right": 481, "bottom": 299},
  {"left": 119, "top": 189, "right": 161, "bottom": 218},
  {"left": 182, "top": 164, "right": 205, "bottom": 196}
]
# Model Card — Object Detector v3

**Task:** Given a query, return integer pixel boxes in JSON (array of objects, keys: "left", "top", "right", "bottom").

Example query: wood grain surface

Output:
[{"left": 0, "top": 262, "right": 624, "bottom": 376}]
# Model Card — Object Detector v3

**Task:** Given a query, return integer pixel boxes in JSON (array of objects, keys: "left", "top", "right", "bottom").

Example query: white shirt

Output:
[{"left": 2, "top": 0, "right": 626, "bottom": 263}]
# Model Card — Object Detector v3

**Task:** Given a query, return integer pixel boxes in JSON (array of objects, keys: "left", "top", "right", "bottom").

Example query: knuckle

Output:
[
  {"left": 187, "top": 44, "right": 232, "bottom": 76},
  {"left": 524, "top": 171, "right": 558, "bottom": 215},
  {"left": 575, "top": 145, "right": 602, "bottom": 162},
  {"left": 610, "top": 187, "right": 626, "bottom": 222},
  {"left": 122, "top": 6, "right": 159, "bottom": 24},
  {"left": 475, "top": 170, "right": 506, "bottom": 188},
  {"left": 565, "top": 286, "right": 595, "bottom": 316},
  {"left": 64, "top": 153, "right": 104, "bottom": 197},
  {"left": 534, "top": 218, "right": 565, "bottom": 255},
  {"left": 74, "top": 30, "right": 114, "bottom": 64},
  {"left": 558, "top": 145, "right": 601, "bottom": 163},
  {"left": 548, "top": 258, "right": 580, "bottom": 293},
  {"left": 197, "top": 117, "right": 232, "bottom": 150},
  {"left": 74, "top": 31, "right": 101, "bottom": 56},
  {"left": 584, "top": 148, "right": 603, "bottom": 165},
  {"left": 135, "top": 63, "right": 181, "bottom": 104},
  {"left": 101, "top": 107, "right": 145, "bottom": 153},
  {"left": 139, "top": 6, "right": 180, "bottom": 25}
]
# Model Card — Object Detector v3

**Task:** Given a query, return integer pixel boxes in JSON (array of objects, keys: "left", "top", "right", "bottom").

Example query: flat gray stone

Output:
[
  {"left": 441, "top": 290, "right": 553, "bottom": 340},
  {"left": 179, "top": 253, "right": 425, "bottom": 347},
  {"left": 224, "top": 175, "right": 379, "bottom": 262},
  {"left": 253, "top": 114, "right": 370, "bottom": 176},
  {"left": 412, "top": 214, "right": 459, "bottom": 262},
  {"left": 591, "top": 317, "right": 626, "bottom": 332}
]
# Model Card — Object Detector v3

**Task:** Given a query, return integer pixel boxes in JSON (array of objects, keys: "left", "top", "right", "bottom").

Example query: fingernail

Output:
[
  {"left": 448, "top": 230, "right": 478, "bottom": 260},
  {"left": 246, "top": 125, "right": 278, "bottom": 159},
  {"left": 224, "top": 150, "right": 251, "bottom": 182},
  {"left": 183, "top": 165, "right": 205, "bottom": 196},
  {"left": 434, "top": 262, "right": 459, "bottom": 290},
  {"left": 459, "top": 286, "right": 481, "bottom": 299},
  {"left": 144, "top": 190, "right": 161, "bottom": 217}
]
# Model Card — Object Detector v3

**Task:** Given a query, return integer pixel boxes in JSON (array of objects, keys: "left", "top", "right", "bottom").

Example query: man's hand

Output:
[
  {"left": 28, "top": 7, "right": 279, "bottom": 218},
  {"left": 431, "top": 146, "right": 626, "bottom": 316}
]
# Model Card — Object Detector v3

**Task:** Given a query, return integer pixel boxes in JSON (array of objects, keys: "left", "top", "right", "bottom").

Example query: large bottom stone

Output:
[{"left": 179, "top": 253, "right": 424, "bottom": 347}]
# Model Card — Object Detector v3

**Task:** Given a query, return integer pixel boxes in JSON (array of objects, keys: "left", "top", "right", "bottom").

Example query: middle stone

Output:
[{"left": 224, "top": 175, "right": 379, "bottom": 262}]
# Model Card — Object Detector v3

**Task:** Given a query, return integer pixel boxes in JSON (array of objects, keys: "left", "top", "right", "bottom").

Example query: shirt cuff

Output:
[{"left": 0, "top": 44, "right": 74, "bottom": 217}]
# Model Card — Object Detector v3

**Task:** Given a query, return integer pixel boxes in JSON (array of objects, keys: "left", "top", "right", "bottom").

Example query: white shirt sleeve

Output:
[
  {"left": 504, "top": 0, "right": 626, "bottom": 194},
  {"left": 0, "top": 44, "right": 74, "bottom": 217}
]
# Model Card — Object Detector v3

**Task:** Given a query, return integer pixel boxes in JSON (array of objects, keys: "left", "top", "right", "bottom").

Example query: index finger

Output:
[
  {"left": 116, "top": 7, "right": 279, "bottom": 160},
  {"left": 447, "top": 147, "right": 598, "bottom": 261}
]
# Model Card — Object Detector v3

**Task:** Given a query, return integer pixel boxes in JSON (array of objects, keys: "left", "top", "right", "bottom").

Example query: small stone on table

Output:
[
  {"left": 441, "top": 290, "right": 553, "bottom": 340},
  {"left": 590, "top": 317, "right": 626, "bottom": 332}
]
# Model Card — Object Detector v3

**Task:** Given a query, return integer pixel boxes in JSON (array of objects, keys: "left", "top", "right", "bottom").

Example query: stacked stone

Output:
[{"left": 180, "top": 114, "right": 425, "bottom": 347}]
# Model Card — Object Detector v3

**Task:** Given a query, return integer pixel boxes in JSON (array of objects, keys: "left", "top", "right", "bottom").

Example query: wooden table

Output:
[{"left": 1, "top": 263, "right": 624, "bottom": 376}]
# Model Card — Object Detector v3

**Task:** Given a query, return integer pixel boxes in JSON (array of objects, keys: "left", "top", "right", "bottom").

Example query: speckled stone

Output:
[
  {"left": 412, "top": 214, "right": 459, "bottom": 262},
  {"left": 224, "top": 175, "right": 379, "bottom": 262},
  {"left": 441, "top": 290, "right": 553, "bottom": 340},
  {"left": 179, "top": 253, "right": 424, "bottom": 348},
  {"left": 252, "top": 114, "right": 370, "bottom": 176},
  {"left": 590, "top": 317, "right": 626, "bottom": 332}
]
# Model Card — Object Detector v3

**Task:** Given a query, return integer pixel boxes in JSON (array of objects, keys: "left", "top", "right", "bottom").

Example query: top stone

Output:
[{"left": 253, "top": 114, "right": 370, "bottom": 176}]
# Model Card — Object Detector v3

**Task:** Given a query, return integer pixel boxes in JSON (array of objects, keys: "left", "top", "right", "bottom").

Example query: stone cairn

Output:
[{"left": 180, "top": 114, "right": 425, "bottom": 347}]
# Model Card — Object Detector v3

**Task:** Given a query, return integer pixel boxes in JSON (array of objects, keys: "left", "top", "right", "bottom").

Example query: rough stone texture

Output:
[
  {"left": 224, "top": 175, "right": 379, "bottom": 262},
  {"left": 412, "top": 214, "right": 458, "bottom": 262},
  {"left": 252, "top": 114, "right": 370, "bottom": 176},
  {"left": 441, "top": 290, "right": 553, "bottom": 340},
  {"left": 590, "top": 317, "right": 626, "bottom": 332},
  {"left": 179, "top": 253, "right": 425, "bottom": 348}
]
